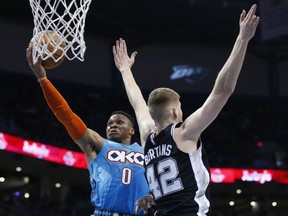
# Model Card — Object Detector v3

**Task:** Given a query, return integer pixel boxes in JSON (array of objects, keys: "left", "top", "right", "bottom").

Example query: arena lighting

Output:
[
  {"left": 1, "top": 132, "right": 288, "bottom": 185},
  {"left": 55, "top": 183, "right": 61, "bottom": 188},
  {"left": 23, "top": 177, "right": 29, "bottom": 183},
  {"left": 250, "top": 201, "right": 257, "bottom": 207},
  {"left": 24, "top": 193, "right": 30, "bottom": 199},
  {"left": 229, "top": 201, "right": 235, "bottom": 206},
  {"left": 14, "top": 191, "right": 20, "bottom": 197},
  {"left": 15, "top": 167, "right": 22, "bottom": 172},
  {"left": 236, "top": 189, "right": 242, "bottom": 194}
]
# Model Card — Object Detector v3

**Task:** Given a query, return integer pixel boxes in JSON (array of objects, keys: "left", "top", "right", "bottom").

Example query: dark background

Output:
[{"left": 0, "top": 0, "right": 288, "bottom": 215}]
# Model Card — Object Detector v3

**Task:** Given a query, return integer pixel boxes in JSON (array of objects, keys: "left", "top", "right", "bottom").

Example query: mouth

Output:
[{"left": 108, "top": 130, "right": 119, "bottom": 136}]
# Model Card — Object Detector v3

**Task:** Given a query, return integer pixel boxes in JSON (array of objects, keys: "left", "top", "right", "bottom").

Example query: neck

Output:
[
  {"left": 122, "top": 138, "right": 131, "bottom": 146},
  {"left": 110, "top": 137, "right": 131, "bottom": 145},
  {"left": 156, "top": 122, "right": 174, "bottom": 134}
]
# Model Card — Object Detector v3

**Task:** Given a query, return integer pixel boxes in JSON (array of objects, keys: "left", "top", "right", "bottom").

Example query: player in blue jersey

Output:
[
  {"left": 26, "top": 47, "right": 150, "bottom": 215},
  {"left": 113, "top": 4, "right": 259, "bottom": 215}
]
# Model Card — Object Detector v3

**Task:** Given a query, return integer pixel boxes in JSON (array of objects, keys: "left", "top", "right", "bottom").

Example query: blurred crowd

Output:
[
  {"left": 0, "top": 185, "right": 93, "bottom": 216},
  {"left": 0, "top": 72, "right": 288, "bottom": 216},
  {"left": 1, "top": 72, "right": 287, "bottom": 169}
]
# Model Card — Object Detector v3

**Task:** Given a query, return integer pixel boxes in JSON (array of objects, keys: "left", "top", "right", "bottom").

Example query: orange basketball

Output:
[{"left": 34, "top": 30, "right": 66, "bottom": 69}]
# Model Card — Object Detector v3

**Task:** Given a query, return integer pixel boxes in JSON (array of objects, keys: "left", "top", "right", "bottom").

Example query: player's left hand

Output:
[
  {"left": 238, "top": 4, "right": 260, "bottom": 41},
  {"left": 112, "top": 38, "right": 137, "bottom": 73}
]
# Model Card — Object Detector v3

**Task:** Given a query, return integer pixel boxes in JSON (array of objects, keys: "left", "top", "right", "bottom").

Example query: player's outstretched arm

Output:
[
  {"left": 181, "top": 4, "right": 260, "bottom": 141},
  {"left": 113, "top": 38, "right": 155, "bottom": 145},
  {"left": 26, "top": 45, "right": 103, "bottom": 162}
]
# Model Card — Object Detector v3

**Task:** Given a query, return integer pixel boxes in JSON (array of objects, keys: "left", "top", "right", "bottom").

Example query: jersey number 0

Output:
[{"left": 122, "top": 167, "right": 132, "bottom": 184}]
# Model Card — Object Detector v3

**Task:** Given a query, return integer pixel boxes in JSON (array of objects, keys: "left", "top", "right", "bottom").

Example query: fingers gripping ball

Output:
[{"left": 33, "top": 30, "right": 66, "bottom": 69}]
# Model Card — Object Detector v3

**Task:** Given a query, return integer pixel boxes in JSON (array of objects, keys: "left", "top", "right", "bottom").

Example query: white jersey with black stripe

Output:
[{"left": 144, "top": 122, "right": 211, "bottom": 216}]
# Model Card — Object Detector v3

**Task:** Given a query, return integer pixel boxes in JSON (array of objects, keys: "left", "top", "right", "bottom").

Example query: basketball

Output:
[{"left": 33, "top": 30, "right": 66, "bottom": 69}]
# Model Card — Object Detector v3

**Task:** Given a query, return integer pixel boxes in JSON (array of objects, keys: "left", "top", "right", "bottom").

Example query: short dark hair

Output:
[{"left": 111, "top": 110, "right": 135, "bottom": 127}]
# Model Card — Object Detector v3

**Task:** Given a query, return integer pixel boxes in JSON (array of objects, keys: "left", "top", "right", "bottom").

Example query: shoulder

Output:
[
  {"left": 76, "top": 129, "right": 105, "bottom": 158},
  {"left": 141, "top": 125, "right": 157, "bottom": 143},
  {"left": 173, "top": 123, "right": 199, "bottom": 153},
  {"left": 176, "top": 119, "right": 200, "bottom": 142}
]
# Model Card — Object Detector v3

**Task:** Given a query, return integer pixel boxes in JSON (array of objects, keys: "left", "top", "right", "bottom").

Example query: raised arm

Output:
[
  {"left": 181, "top": 4, "right": 260, "bottom": 141},
  {"left": 26, "top": 45, "right": 103, "bottom": 163},
  {"left": 113, "top": 39, "right": 155, "bottom": 145}
]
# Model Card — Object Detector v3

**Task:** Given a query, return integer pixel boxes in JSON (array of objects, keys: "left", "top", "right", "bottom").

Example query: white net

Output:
[{"left": 29, "top": 0, "right": 92, "bottom": 64}]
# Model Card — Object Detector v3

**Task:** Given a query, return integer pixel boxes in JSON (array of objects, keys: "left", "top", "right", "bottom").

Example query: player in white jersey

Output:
[{"left": 113, "top": 4, "right": 259, "bottom": 215}]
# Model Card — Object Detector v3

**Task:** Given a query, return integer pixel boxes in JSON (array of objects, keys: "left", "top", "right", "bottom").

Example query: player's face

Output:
[{"left": 106, "top": 114, "right": 135, "bottom": 144}]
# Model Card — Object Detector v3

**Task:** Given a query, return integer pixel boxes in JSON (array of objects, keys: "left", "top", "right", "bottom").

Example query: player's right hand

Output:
[
  {"left": 26, "top": 44, "right": 47, "bottom": 80},
  {"left": 135, "top": 193, "right": 156, "bottom": 215}
]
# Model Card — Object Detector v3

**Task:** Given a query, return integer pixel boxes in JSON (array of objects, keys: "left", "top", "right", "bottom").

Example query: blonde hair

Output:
[{"left": 148, "top": 87, "right": 180, "bottom": 123}]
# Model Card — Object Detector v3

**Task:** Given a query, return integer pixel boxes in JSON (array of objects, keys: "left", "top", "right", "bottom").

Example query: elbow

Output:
[
  {"left": 214, "top": 75, "right": 237, "bottom": 97},
  {"left": 222, "top": 79, "right": 237, "bottom": 95},
  {"left": 224, "top": 85, "right": 235, "bottom": 96},
  {"left": 218, "top": 85, "right": 234, "bottom": 98}
]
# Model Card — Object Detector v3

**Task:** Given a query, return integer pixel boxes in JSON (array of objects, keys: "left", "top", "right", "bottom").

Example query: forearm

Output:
[
  {"left": 39, "top": 78, "right": 87, "bottom": 140},
  {"left": 213, "top": 36, "right": 249, "bottom": 94},
  {"left": 121, "top": 69, "right": 147, "bottom": 110},
  {"left": 120, "top": 69, "right": 155, "bottom": 142},
  {"left": 113, "top": 38, "right": 155, "bottom": 142}
]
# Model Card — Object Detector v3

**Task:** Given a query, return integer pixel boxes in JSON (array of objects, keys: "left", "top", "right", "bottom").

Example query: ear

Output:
[
  {"left": 129, "top": 127, "right": 135, "bottom": 136},
  {"left": 172, "top": 107, "right": 178, "bottom": 120}
]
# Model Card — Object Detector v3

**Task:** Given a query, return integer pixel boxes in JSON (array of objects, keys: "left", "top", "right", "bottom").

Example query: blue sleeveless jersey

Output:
[{"left": 88, "top": 139, "right": 149, "bottom": 215}]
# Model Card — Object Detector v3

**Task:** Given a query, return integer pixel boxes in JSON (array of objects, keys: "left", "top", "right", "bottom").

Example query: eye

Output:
[{"left": 117, "top": 120, "right": 125, "bottom": 125}]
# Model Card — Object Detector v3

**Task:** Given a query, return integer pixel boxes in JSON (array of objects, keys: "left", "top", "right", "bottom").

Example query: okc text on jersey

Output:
[{"left": 107, "top": 149, "right": 144, "bottom": 166}]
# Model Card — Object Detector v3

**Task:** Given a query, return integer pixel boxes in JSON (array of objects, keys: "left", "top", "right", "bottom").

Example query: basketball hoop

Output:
[{"left": 29, "top": 0, "right": 92, "bottom": 64}]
